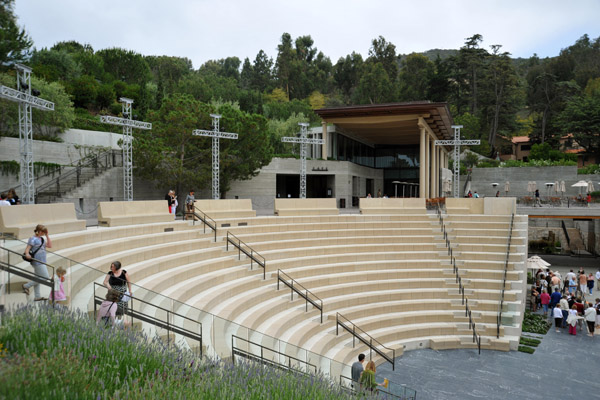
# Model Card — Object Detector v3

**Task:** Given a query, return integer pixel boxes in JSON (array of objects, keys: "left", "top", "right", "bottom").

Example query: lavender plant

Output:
[{"left": 0, "top": 305, "right": 362, "bottom": 399}]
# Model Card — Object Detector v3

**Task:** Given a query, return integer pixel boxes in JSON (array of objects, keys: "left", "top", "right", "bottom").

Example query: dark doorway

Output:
[
  {"left": 276, "top": 174, "right": 331, "bottom": 198},
  {"left": 307, "top": 175, "right": 328, "bottom": 198},
  {"left": 366, "top": 179, "right": 374, "bottom": 198},
  {"left": 276, "top": 174, "right": 299, "bottom": 198}
]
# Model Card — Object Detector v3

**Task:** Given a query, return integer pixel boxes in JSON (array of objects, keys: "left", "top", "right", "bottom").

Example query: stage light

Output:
[{"left": 31, "top": 89, "right": 41, "bottom": 96}]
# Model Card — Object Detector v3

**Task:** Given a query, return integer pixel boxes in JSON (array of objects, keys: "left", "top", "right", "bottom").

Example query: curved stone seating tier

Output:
[
  {"left": 195, "top": 199, "right": 256, "bottom": 220},
  {"left": 97, "top": 200, "right": 173, "bottom": 227},
  {"left": 0, "top": 203, "right": 85, "bottom": 239},
  {"left": 49, "top": 221, "right": 197, "bottom": 252},
  {"left": 274, "top": 198, "right": 338, "bottom": 216},
  {"left": 3, "top": 208, "right": 526, "bottom": 364}
]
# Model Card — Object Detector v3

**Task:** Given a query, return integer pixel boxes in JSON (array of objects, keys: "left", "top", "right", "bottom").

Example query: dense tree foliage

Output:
[
  {"left": 2, "top": 3, "right": 600, "bottom": 176},
  {"left": 0, "top": 0, "right": 32, "bottom": 67}
]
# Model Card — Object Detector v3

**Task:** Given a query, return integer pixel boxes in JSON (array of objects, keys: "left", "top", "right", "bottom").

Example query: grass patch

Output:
[
  {"left": 519, "top": 337, "right": 541, "bottom": 347},
  {"left": 522, "top": 311, "right": 551, "bottom": 335},
  {"left": 0, "top": 304, "right": 357, "bottom": 400},
  {"left": 518, "top": 345, "right": 536, "bottom": 354}
]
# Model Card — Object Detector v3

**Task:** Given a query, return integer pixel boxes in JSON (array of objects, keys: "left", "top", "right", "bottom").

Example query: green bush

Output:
[
  {"left": 522, "top": 311, "right": 551, "bottom": 334},
  {"left": 578, "top": 164, "right": 600, "bottom": 175},
  {"left": 518, "top": 345, "right": 535, "bottom": 354},
  {"left": 0, "top": 305, "right": 356, "bottom": 400},
  {"left": 519, "top": 337, "right": 541, "bottom": 347}
]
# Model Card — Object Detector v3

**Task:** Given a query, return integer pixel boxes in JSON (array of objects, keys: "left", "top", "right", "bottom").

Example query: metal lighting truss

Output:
[
  {"left": 192, "top": 114, "right": 239, "bottom": 199},
  {"left": 435, "top": 125, "right": 480, "bottom": 198},
  {"left": 100, "top": 98, "right": 152, "bottom": 201},
  {"left": 281, "top": 123, "right": 324, "bottom": 199},
  {"left": 0, "top": 64, "right": 55, "bottom": 204}
]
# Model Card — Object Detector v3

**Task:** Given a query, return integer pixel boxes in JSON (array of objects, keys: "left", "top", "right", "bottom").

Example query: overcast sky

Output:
[{"left": 14, "top": 0, "right": 600, "bottom": 69}]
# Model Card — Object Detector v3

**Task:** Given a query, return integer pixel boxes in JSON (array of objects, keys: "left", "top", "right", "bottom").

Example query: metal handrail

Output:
[
  {"left": 0, "top": 150, "right": 119, "bottom": 194},
  {"left": 226, "top": 231, "right": 266, "bottom": 279},
  {"left": 339, "top": 375, "right": 417, "bottom": 399},
  {"left": 277, "top": 269, "right": 323, "bottom": 323},
  {"left": 35, "top": 149, "right": 119, "bottom": 197},
  {"left": 231, "top": 335, "right": 317, "bottom": 374},
  {"left": 93, "top": 283, "right": 202, "bottom": 356},
  {"left": 336, "top": 312, "right": 395, "bottom": 370},
  {"left": 496, "top": 213, "right": 515, "bottom": 338},
  {"left": 0, "top": 244, "right": 55, "bottom": 302},
  {"left": 189, "top": 207, "right": 217, "bottom": 241},
  {"left": 435, "top": 205, "right": 481, "bottom": 354}
]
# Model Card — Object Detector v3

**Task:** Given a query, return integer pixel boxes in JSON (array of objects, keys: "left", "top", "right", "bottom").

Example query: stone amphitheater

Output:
[{"left": 0, "top": 196, "right": 527, "bottom": 387}]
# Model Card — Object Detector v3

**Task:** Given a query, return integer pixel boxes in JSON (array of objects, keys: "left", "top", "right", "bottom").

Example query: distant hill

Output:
[{"left": 398, "top": 49, "right": 458, "bottom": 63}]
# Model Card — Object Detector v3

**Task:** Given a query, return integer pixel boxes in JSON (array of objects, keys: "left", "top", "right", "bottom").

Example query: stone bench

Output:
[
  {"left": 274, "top": 198, "right": 338, "bottom": 216},
  {"left": 0, "top": 203, "right": 85, "bottom": 239},
  {"left": 97, "top": 200, "right": 173, "bottom": 227},
  {"left": 194, "top": 199, "right": 256, "bottom": 220},
  {"left": 359, "top": 198, "right": 426, "bottom": 214}
]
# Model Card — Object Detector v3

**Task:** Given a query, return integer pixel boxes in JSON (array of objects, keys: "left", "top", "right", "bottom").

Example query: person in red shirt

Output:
[{"left": 540, "top": 289, "right": 551, "bottom": 316}]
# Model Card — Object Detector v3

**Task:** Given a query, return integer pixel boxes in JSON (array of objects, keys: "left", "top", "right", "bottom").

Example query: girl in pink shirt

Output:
[{"left": 540, "top": 290, "right": 550, "bottom": 316}]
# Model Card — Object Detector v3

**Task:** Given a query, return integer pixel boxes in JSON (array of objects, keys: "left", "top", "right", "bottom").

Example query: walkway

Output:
[{"left": 377, "top": 323, "right": 600, "bottom": 399}]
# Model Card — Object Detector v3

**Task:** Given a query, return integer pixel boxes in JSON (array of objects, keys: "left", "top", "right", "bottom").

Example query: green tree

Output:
[
  {"left": 135, "top": 94, "right": 273, "bottom": 198},
  {"left": 333, "top": 52, "right": 363, "bottom": 101},
  {"left": 368, "top": 36, "right": 398, "bottom": 83},
  {"left": 30, "top": 48, "right": 82, "bottom": 82},
  {"left": 398, "top": 53, "right": 434, "bottom": 101},
  {"left": 479, "top": 45, "right": 521, "bottom": 155},
  {"left": 353, "top": 62, "right": 395, "bottom": 104},
  {"left": 0, "top": 0, "right": 32, "bottom": 67},
  {"left": 0, "top": 72, "right": 74, "bottom": 137},
  {"left": 558, "top": 93, "right": 600, "bottom": 159}
]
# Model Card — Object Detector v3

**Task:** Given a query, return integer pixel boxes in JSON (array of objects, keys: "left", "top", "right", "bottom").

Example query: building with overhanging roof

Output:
[{"left": 226, "top": 102, "right": 455, "bottom": 211}]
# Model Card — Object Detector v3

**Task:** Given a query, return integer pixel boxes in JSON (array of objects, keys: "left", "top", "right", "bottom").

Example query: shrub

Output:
[
  {"left": 518, "top": 345, "right": 535, "bottom": 354},
  {"left": 519, "top": 337, "right": 541, "bottom": 347},
  {"left": 522, "top": 311, "right": 551, "bottom": 334},
  {"left": 0, "top": 305, "right": 356, "bottom": 400}
]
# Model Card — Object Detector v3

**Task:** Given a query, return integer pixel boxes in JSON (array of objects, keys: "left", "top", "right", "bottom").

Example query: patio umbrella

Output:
[
  {"left": 530, "top": 181, "right": 537, "bottom": 193},
  {"left": 560, "top": 180, "right": 566, "bottom": 195},
  {"left": 588, "top": 181, "right": 595, "bottom": 193},
  {"left": 554, "top": 181, "right": 560, "bottom": 195},
  {"left": 572, "top": 180, "right": 588, "bottom": 195},
  {"left": 504, "top": 181, "right": 510, "bottom": 194},
  {"left": 526, "top": 181, "right": 532, "bottom": 194},
  {"left": 526, "top": 255, "right": 551, "bottom": 270}
]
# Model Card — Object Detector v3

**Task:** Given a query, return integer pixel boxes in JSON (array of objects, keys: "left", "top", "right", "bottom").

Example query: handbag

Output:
[
  {"left": 22, "top": 237, "right": 44, "bottom": 262},
  {"left": 120, "top": 290, "right": 131, "bottom": 303}
]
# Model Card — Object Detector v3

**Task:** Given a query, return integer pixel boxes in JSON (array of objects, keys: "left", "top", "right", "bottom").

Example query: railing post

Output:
[
  {"left": 305, "top": 290, "right": 308, "bottom": 312},
  {"left": 277, "top": 270, "right": 280, "bottom": 290}
]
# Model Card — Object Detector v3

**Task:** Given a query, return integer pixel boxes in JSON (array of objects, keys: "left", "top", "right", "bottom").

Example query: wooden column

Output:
[
  {"left": 419, "top": 126, "right": 426, "bottom": 198},
  {"left": 322, "top": 121, "right": 328, "bottom": 160}
]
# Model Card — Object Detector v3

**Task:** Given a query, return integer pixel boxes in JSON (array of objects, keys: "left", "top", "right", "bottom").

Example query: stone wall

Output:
[
  {"left": 226, "top": 157, "right": 383, "bottom": 214},
  {"left": 0, "top": 129, "right": 124, "bottom": 191},
  {"left": 462, "top": 166, "right": 598, "bottom": 198}
]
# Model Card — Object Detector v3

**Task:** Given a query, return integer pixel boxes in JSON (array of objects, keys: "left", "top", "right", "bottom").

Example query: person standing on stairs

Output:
[{"left": 351, "top": 353, "right": 365, "bottom": 390}]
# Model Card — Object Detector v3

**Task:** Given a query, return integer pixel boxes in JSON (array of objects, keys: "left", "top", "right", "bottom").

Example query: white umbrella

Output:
[
  {"left": 464, "top": 181, "right": 472, "bottom": 197},
  {"left": 572, "top": 180, "right": 588, "bottom": 195},
  {"left": 530, "top": 181, "right": 537, "bottom": 193},
  {"left": 527, "top": 255, "right": 551, "bottom": 270},
  {"left": 588, "top": 181, "right": 595, "bottom": 193},
  {"left": 504, "top": 181, "right": 510, "bottom": 194},
  {"left": 560, "top": 180, "right": 566, "bottom": 195},
  {"left": 527, "top": 181, "right": 532, "bottom": 193},
  {"left": 554, "top": 181, "right": 560, "bottom": 195}
]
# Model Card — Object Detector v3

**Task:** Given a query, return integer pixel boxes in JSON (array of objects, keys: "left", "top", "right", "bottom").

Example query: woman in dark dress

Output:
[{"left": 102, "top": 261, "right": 132, "bottom": 316}]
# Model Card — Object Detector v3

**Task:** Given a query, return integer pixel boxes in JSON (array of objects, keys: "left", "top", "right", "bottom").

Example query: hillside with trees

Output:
[{"left": 1, "top": 0, "right": 599, "bottom": 193}]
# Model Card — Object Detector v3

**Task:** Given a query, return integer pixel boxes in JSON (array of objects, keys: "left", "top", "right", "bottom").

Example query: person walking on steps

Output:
[{"left": 22, "top": 224, "right": 52, "bottom": 301}]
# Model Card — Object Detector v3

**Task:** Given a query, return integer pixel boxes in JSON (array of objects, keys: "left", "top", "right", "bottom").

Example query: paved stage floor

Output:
[{"left": 377, "top": 317, "right": 600, "bottom": 399}]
